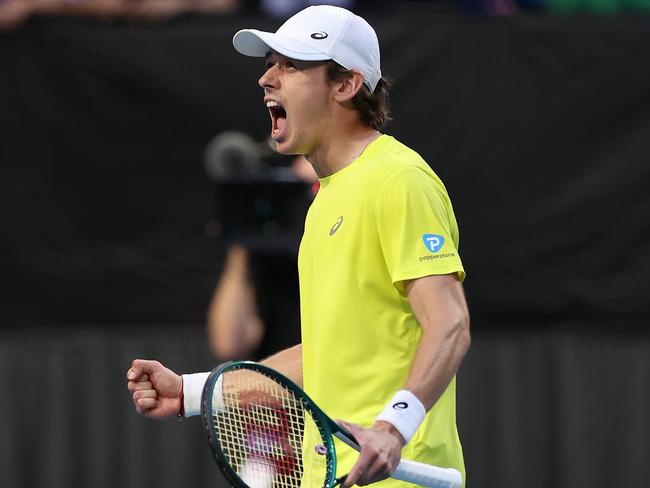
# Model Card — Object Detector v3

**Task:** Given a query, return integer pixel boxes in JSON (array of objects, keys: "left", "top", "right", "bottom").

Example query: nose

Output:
[{"left": 258, "top": 64, "right": 279, "bottom": 89}]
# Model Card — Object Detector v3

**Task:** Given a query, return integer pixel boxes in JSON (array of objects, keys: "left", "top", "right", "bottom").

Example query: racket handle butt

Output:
[{"left": 392, "top": 460, "right": 462, "bottom": 488}]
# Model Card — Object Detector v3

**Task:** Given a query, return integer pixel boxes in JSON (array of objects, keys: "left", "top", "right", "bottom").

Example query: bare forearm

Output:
[
  {"left": 404, "top": 318, "right": 470, "bottom": 410},
  {"left": 261, "top": 343, "right": 303, "bottom": 387},
  {"left": 404, "top": 274, "right": 471, "bottom": 410}
]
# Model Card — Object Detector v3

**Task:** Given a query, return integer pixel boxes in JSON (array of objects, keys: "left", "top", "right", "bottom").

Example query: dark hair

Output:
[{"left": 325, "top": 61, "right": 392, "bottom": 131}]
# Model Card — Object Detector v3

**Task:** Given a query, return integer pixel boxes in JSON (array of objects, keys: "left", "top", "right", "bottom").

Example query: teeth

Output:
[{"left": 266, "top": 100, "right": 281, "bottom": 108}]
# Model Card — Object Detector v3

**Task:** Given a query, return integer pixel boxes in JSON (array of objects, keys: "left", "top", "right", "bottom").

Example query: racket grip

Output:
[{"left": 392, "top": 460, "right": 462, "bottom": 488}]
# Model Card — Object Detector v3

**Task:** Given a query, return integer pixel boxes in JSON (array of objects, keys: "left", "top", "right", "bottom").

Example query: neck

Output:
[{"left": 306, "top": 123, "right": 379, "bottom": 179}]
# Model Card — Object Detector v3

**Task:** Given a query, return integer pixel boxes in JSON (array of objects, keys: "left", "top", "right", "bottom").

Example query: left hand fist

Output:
[{"left": 339, "top": 419, "right": 405, "bottom": 487}]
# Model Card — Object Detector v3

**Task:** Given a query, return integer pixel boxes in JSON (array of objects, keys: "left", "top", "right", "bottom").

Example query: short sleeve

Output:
[{"left": 375, "top": 167, "right": 465, "bottom": 286}]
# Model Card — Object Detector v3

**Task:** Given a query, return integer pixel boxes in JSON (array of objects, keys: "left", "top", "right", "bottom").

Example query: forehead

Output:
[
  {"left": 264, "top": 51, "right": 294, "bottom": 63},
  {"left": 264, "top": 51, "right": 327, "bottom": 69}
]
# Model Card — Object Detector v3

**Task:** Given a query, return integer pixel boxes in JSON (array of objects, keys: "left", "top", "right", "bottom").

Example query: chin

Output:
[
  {"left": 274, "top": 138, "right": 300, "bottom": 156},
  {"left": 274, "top": 144, "right": 292, "bottom": 155}
]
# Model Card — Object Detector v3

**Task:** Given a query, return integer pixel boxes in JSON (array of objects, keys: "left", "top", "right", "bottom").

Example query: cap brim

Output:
[{"left": 233, "top": 29, "right": 332, "bottom": 61}]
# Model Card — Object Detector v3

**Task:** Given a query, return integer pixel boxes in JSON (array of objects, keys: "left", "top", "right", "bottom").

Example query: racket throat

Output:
[{"left": 333, "top": 431, "right": 360, "bottom": 451}]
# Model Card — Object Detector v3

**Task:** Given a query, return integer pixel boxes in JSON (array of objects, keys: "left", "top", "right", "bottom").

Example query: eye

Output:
[{"left": 284, "top": 61, "right": 296, "bottom": 71}]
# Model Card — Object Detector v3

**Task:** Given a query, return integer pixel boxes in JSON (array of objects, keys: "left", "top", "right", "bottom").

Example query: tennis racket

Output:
[{"left": 201, "top": 361, "right": 462, "bottom": 488}]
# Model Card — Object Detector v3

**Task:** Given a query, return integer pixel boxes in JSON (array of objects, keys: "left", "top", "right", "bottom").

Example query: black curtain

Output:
[
  {"left": 2, "top": 13, "right": 650, "bottom": 328},
  {"left": 0, "top": 327, "right": 647, "bottom": 488}
]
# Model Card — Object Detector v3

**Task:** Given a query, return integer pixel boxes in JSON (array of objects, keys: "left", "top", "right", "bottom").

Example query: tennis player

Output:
[{"left": 127, "top": 5, "right": 470, "bottom": 487}]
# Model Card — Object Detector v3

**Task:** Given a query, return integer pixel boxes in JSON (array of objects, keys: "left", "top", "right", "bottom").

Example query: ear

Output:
[{"left": 332, "top": 70, "right": 365, "bottom": 103}]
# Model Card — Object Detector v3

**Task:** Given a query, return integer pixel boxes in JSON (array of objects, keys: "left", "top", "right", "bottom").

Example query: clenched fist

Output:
[{"left": 126, "top": 359, "right": 183, "bottom": 419}]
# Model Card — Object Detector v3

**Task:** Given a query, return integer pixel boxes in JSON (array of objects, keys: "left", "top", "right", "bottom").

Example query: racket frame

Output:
[{"left": 201, "top": 361, "right": 339, "bottom": 488}]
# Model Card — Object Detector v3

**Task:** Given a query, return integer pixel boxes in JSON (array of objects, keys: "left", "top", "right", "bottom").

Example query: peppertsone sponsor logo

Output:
[
  {"left": 311, "top": 31, "right": 328, "bottom": 40},
  {"left": 419, "top": 252, "right": 456, "bottom": 262},
  {"left": 392, "top": 402, "right": 408, "bottom": 410}
]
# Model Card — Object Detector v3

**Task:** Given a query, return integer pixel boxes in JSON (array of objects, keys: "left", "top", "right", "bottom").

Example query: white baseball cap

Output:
[{"left": 232, "top": 5, "right": 381, "bottom": 91}]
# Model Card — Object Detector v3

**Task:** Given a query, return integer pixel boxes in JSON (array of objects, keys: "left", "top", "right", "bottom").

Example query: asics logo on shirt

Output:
[
  {"left": 422, "top": 233, "right": 445, "bottom": 253},
  {"left": 329, "top": 216, "right": 343, "bottom": 236}
]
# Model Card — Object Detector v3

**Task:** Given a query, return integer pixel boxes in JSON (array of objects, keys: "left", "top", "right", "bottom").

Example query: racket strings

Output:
[{"left": 213, "top": 370, "right": 328, "bottom": 488}]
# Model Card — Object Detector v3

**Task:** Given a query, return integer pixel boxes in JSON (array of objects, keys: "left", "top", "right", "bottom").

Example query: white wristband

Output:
[
  {"left": 182, "top": 372, "right": 210, "bottom": 417},
  {"left": 375, "top": 390, "right": 426, "bottom": 444}
]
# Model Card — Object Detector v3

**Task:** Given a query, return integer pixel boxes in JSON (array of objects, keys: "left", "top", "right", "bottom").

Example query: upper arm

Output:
[
  {"left": 404, "top": 274, "right": 469, "bottom": 335},
  {"left": 261, "top": 344, "right": 303, "bottom": 387}
]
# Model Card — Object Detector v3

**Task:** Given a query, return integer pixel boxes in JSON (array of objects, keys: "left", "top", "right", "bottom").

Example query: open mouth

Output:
[{"left": 266, "top": 100, "right": 287, "bottom": 138}]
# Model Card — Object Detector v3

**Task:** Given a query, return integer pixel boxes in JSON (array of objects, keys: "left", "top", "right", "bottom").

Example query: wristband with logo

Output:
[{"left": 375, "top": 389, "right": 426, "bottom": 444}]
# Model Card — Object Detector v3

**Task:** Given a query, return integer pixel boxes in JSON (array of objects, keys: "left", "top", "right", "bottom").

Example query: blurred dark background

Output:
[{"left": 1, "top": 1, "right": 649, "bottom": 487}]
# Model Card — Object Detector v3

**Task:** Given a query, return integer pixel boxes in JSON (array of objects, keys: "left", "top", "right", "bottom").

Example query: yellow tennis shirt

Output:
[{"left": 298, "top": 135, "right": 466, "bottom": 486}]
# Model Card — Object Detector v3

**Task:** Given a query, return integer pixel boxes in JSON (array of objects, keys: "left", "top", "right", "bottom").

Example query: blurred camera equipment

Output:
[{"left": 204, "top": 131, "right": 314, "bottom": 254}]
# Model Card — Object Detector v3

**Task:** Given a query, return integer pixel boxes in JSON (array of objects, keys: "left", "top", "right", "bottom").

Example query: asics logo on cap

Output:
[{"left": 310, "top": 31, "right": 328, "bottom": 40}]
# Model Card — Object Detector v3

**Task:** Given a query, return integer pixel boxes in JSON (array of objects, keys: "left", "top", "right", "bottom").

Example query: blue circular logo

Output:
[{"left": 422, "top": 233, "right": 445, "bottom": 253}]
